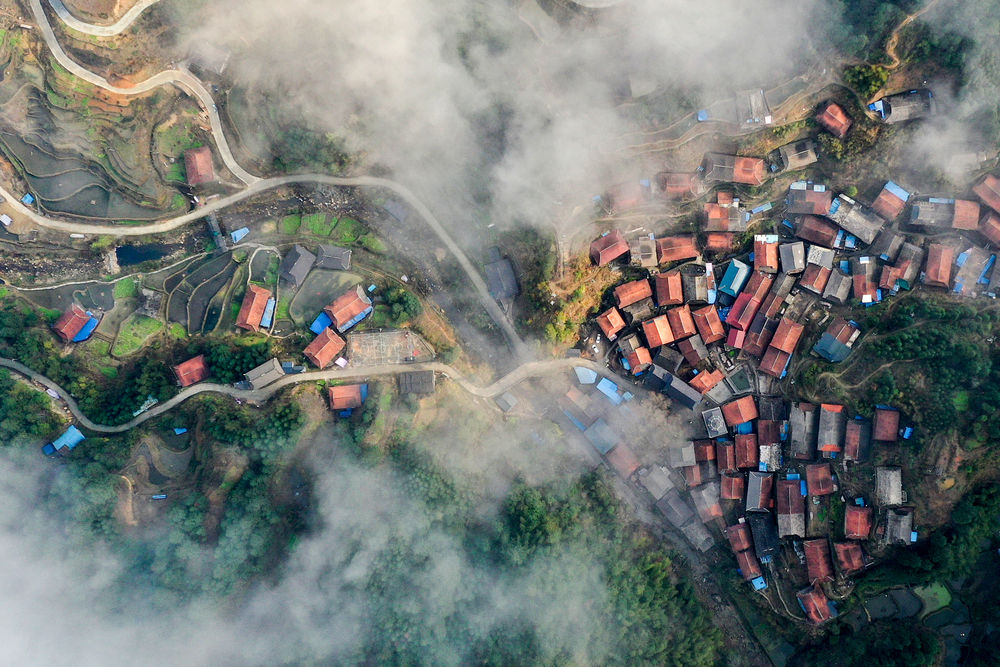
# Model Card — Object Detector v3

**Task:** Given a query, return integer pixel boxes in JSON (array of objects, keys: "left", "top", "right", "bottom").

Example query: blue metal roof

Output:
[
  {"left": 956, "top": 251, "right": 969, "bottom": 267},
  {"left": 751, "top": 576, "right": 767, "bottom": 591},
  {"left": 719, "top": 260, "right": 750, "bottom": 297},
  {"left": 735, "top": 422, "right": 753, "bottom": 435},
  {"left": 562, "top": 409, "right": 587, "bottom": 432},
  {"left": 574, "top": 367, "right": 598, "bottom": 385},
  {"left": 813, "top": 333, "right": 852, "bottom": 363},
  {"left": 21, "top": 193, "right": 34, "bottom": 205},
  {"left": 309, "top": 312, "right": 333, "bottom": 334},
  {"left": 979, "top": 255, "right": 996, "bottom": 284},
  {"left": 596, "top": 378, "right": 623, "bottom": 405},
  {"left": 697, "top": 110, "right": 709, "bottom": 121},
  {"left": 884, "top": 181, "right": 910, "bottom": 202},
  {"left": 340, "top": 306, "right": 373, "bottom": 332},
  {"left": 72, "top": 315, "right": 100, "bottom": 342},
  {"left": 52, "top": 425, "right": 85, "bottom": 451},
  {"left": 173, "top": 427, "right": 188, "bottom": 435},
  {"left": 230, "top": 227, "right": 250, "bottom": 243},
  {"left": 260, "top": 298, "right": 276, "bottom": 329}
]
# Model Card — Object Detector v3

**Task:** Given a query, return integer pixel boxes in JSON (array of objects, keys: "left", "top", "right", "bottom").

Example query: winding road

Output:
[
  {"left": 2, "top": 356, "right": 614, "bottom": 434},
  {"left": 21, "top": 0, "right": 531, "bottom": 360},
  {"left": 47, "top": 0, "right": 161, "bottom": 37}
]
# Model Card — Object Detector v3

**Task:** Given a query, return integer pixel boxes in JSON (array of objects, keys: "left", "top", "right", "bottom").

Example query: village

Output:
[{"left": 558, "top": 86, "right": 1000, "bottom": 637}]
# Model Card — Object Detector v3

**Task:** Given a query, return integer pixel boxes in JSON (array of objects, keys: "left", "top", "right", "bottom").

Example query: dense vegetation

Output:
[
  {"left": 188, "top": 337, "right": 272, "bottom": 384},
  {"left": 843, "top": 64, "right": 889, "bottom": 99},
  {"left": 791, "top": 619, "right": 941, "bottom": 667},
  {"left": 0, "top": 369, "right": 62, "bottom": 443},
  {"left": 830, "top": 0, "right": 922, "bottom": 60},
  {"left": 271, "top": 126, "right": 350, "bottom": 174},
  {"left": 383, "top": 287, "right": 423, "bottom": 326}
]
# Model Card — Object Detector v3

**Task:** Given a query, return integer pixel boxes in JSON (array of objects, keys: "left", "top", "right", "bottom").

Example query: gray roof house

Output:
[
  {"left": 828, "top": 194, "right": 884, "bottom": 245},
  {"left": 885, "top": 508, "right": 915, "bottom": 544},
  {"left": 279, "top": 245, "right": 317, "bottom": 288},
  {"left": 789, "top": 402, "right": 818, "bottom": 460},
  {"left": 399, "top": 370, "right": 436, "bottom": 395},
  {"left": 702, "top": 406, "right": 728, "bottom": 439},
  {"left": 316, "top": 244, "right": 352, "bottom": 271},
  {"left": 485, "top": 256, "right": 520, "bottom": 300},
  {"left": 822, "top": 270, "right": 853, "bottom": 304},
  {"left": 244, "top": 358, "right": 285, "bottom": 390},
  {"left": 655, "top": 489, "right": 695, "bottom": 527},
  {"left": 779, "top": 242, "right": 806, "bottom": 274},
  {"left": 876, "top": 466, "right": 903, "bottom": 506}
]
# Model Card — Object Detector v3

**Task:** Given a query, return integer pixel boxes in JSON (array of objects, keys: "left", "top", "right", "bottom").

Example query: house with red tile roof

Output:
[
  {"left": 759, "top": 347, "right": 791, "bottom": 378},
  {"left": 596, "top": 307, "right": 626, "bottom": 341},
  {"left": 776, "top": 479, "right": 805, "bottom": 537},
  {"left": 303, "top": 328, "right": 346, "bottom": 368},
  {"left": 173, "top": 355, "right": 209, "bottom": 387},
  {"left": 736, "top": 549, "right": 762, "bottom": 580},
  {"left": 328, "top": 384, "right": 364, "bottom": 410},
  {"left": 716, "top": 442, "right": 737, "bottom": 473},
  {"left": 798, "top": 263, "right": 832, "bottom": 295},
  {"left": 614, "top": 279, "right": 653, "bottom": 308},
  {"left": 689, "top": 368, "right": 724, "bottom": 394},
  {"left": 743, "top": 271, "right": 775, "bottom": 302},
  {"left": 806, "top": 463, "right": 835, "bottom": 496},
  {"left": 184, "top": 146, "right": 215, "bottom": 186},
  {"left": 844, "top": 419, "right": 872, "bottom": 461},
  {"left": 721, "top": 473, "right": 745, "bottom": 500},
  {"left": 590, "top": 230, "right": 629, "bottom": 266},
  {"left": 980, "top": 211, "right": 1000, "bottom": 244},
  {"left": 52, "top": 304, "right": 92, "bottom": 343},
  {"left": 952, "top": 199, "right": 981, "bottom": 230},
  {"left": 701, "top": 153, "right": 766, "bottom": 186},
  {"left": 677, "top": 335, "right": 708, "bottom": 366},
  {"left": 734, "top": 433, "right": 758, "bottom": 469},
  {"left": 844, "top": 504, "right": 873, "bottom": 539},
  {"left": 974, "top": 174, "right": 1000, "bottom": 214},
  {"left": 606, "top": 443, "right": 642, "bottom": 478},
  {"left": 835, "top": 541, "right": 866, "bottom": 574},
  {"left": 236, "top": 284, "right": 272, "bottom": 332},
  {"left": 753, "top": 235, "right": 780, "bottom": 273},
  {"left": 655, "top": 172, "right": 703, "bottom": 199},
  {"left": 816, "top": 101, "right": 852, "bottom": 138},
  {"left": 769, "top": 318, "right": 804, "bottom": 355},
  {"left": 726, "top": 293, "right": 761, "bottom": 332},
  {"left": 873, "top": 407, "right": 900, "bottom": 442},
  {"left": 786, "top": 187, "right": 833, "bottom": 216},
  {"left": 726, "top": 327, "right": 746, "bottom": 349},
  {"left": 722, "top": 395, "right": 758, "bottom": 427},
  {"left": 871, "top": 181, "right": 909, "bottom": 221},
  {"left": 656, "top": 236, "right": 700, "bottom": 264},
  {"left": 654, "top": 271, "right": 684, "bottom": 306},
  {"left": 796, "top": 215, "right": 839, "bottom": 247},
  {"left": 624, "top": 346, "right": 652, "bottom": 375},
  {"left": 797, "top": 584, "right": 833, "bottom": 624},
  {"left": 742, "top": 314, "right": 778, "bottom": 358},
  {"left": 704, "top": 232, "right": 735, "bottom": 253},
  {"left": 804, "top": 538, "right": 834, "bottom": 582},
  {"left": 692, "top": 305, "right": 725, "bottom": 343},
  {"left": 642, "top": 315, "right": 675, "bottom": 348},
  {"left": 324, "top": 286, "right": 373, "bottom": 332},
  {"left": 726, "top": 523, "right": 753, "bottom": 552},
  {"left": 665, "top": 305, "right": 696, "bottom": 340},
  {"left": 923, "top": 243, "right": 953, "bottom": 288}
]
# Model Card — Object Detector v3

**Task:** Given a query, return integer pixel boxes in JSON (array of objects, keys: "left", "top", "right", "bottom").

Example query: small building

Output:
[
  {"left": 244, "top": 358, "right": 284, "bottom": 390},
  {"left": 923, "top": 244, "right": 954, "bottom": 288},
  {"left": 590, "top": 230, "right": 629, "bottom": 266},
  {"left": 789, "top": 402, "right": 818, "bottom": 460},
  {"left": 704, "top": 232, "right": 735, "bottom": 253},
  {"left": 52, "top": 304, "right": 99, "bottom": 343},
  {"left": 876, "top": 466, "right": 903, "bottom": 506},
  {"left": 885, "top": 508, "right": 915, "bottom": 545},
  {"left": 720, "top": 473, "right": 745, "bottom": 500},
  {"left": 873, "top": 407, "right": 900, "bottom": 442},
  {"left": 655, "top": 172, "right": 704, "bottom": 200},
  {"left": 656, "top": 236, "right": 700, "bottom": 264},
  {"left": 702, "top": 406, "right": 728, "bottom": 439},
  {"left": 655, "top": 489, "right": 694, "bottom": 527},
  {"left": 822, "top": 270, "right": 853, "bottom": 305},
  {"left": 813, "top": 318, "right": 860, "bottom": 363},
  {"left": 660, "top": 372, "right": 703, "bottom": 410},
  {"left": 835, "top": 542, "right": 866, "bottom": 574},
  {"left": 974, "top": 174, "right": 1000, "bottom": 215},
  {"left": 779, "top": 242, "right": 806, "bottom": 275},
  {"left": 700, "top": 153, "right": 767, "bottom": 186},
  {"left": 703, "top": 191, "right": 748, "bottom": 232},
  {"left": 484, "top": 254, "right": 520, "bottom": 300},
  {"left": 691, "top": 481, "right": 723, "bottom": 522},
  {"left": 735, "top": 433, "right": 759, "bottom": 469},
  {"left": 328, "top": 383, "right": 367, "bottom": 413},
  {"left": 736, "top": 89, "right": 772, "bottom": 128},
  {"left": 804, "top": 539, "right": 834, "bottom": 582},
  {"left": 786, "top": 183, "right": 832, "bottom": 216},
  {"left": 726, "top": 522, "right": 753, "bottom": 553},
  {"left": 677, "top": 335, "right": 708, "bottom": 366},
  {"left": 324, "top": 286, "right": 374, "bottom": 332},
  {"left": 798, "top": 263, "right": 832, "bottom": 295},
  {"left": 816, "top": 101, "right": 852, "bottom": 138},
  {"left": 868, "top": 89, "right": 936, "bottom": 124},
  {"left": 722, "top": 395, "right": 758, "bottom": 428},
  {"left": 665, "top": 305, "right": 696, "bottom": 340},
  {"left": 719, "top": 259, "right": 751, "bottom": 298},
  {"left": 806, "top": 463, "right": 835, "bottom": 497},
  {"left": 629, "top": 237, "right": 658, "bottom": 268},
  {"left": 279, "top": 245, "right": 317, "bottom": 289},
  {"left": 41, "top": 425, "right": 85, "bottom": 456},
  {"left": 844, "top": 419, "right": 872, "bottom": 462},
  {"left": 736, "top": 549, "right": 762, "bottom": 581},
  {"left": 398, "top": 370, "right": 436, "bottom": 396},
  {"left": 682, "top": 273, "right": 709, "bottom": 303},
  {"left": 654, "top": 271, "right": 684, "bottom": 307},
  {"left": 717, "top": 442, "right": 737, "bottom": 473},
  {"left": 844, "top": 504, "right": 873, "bottom": 540},
  {"left": 236, "top": 284, "right": 273, "bottom": 332},
  {"left": 981, "top": 211, "right": 1000, "bottom": 245},
  {"left": 828, "top": 194, "right": 884, "bottom": 245},
  {"left": 691, "top": 305, "right": 725, "bottom": 344},
  {"left": 746, "top": 510, "right": 780, "bottom": 561},
  {"left": 759, "top": 318, "right": 804, "bottom": 378},
  {"left": 184, "top": 146, "right": 215, "bottom": 186},
  {"left": 303, "top": 328, "right": 346, "bottom": 368},
  {"left": 775, "top": 139, "right": 818, "bottom": 172},
  {"left": 870, "top": 229, "right": 904, "bottom": 263},
  {"left": 606, "top": 443, "right": 642, "bottom": 478},
  {"left": 173, "top": 355, "right": 209, "bottom": 387},
  {"left": 776, "top": 479, "right": 805, "bottom": 537},
  {"left": 797, "top": 583, "right": 834, "bottom": 624},
  {"left": 753, "top": 234, "right": 780, "bottom": 273},
  {"left": 316, "top": 244, "right": 353, "bottom": 271},
  {"left": 603, "top": 181, "right": 649, "bottom": 212},
  {"left": 796, "top": 215, "right": 839, "bottom": 247},
  {"left": 871, "top": 181, "right": 910, "bottom": 221},
  {"left": 596, "top": 307, "right": 626, "bottom": 341},
  {"left": 614, "top": 279, "right": 653, "bottom": 308},
  {"left": 817, "top": 404, "right": 846, "bottom": 457},
  {"left": 689, "top": 368, "right": 724, "bottom": 394},
  {"left": 746, "top": 471, "right": 773, "bottom": 512}
]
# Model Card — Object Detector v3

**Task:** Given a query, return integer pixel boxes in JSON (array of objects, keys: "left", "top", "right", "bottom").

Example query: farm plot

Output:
[{"left": 112, "top": 314, "right": 163, "bottom": 357}]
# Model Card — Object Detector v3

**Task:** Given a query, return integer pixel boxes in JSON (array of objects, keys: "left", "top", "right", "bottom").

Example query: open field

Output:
[{"left": 111, "top": 313, "right": 162, "bottom": 357}]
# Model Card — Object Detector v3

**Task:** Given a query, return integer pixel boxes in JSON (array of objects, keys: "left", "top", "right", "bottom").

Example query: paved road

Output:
[
  {"left": 1, "top": 357, "right": 612, "bottom": 434},
  {"left": 31, "top": 0, "right": 257, "bottom": 185},
  {"left": 25, "top": 1, "right": 531, "bottom": 359},
  {"left": 47, "top": 0, "right": 161, "bottom": 36}
]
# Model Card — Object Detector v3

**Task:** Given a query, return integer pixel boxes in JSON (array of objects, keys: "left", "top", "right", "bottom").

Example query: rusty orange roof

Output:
[
  {"left": 770, "top": 318, "right": 804, "bottom": 355},
  {"left": 924, "top": 244, "right": 953, "bottom": 288},
  {"left": 952, "top": 199, "right": 980, "bottom": 230},
  {"left": 753, "top": 237, "right": 779, "bottom": 273},
  {"left": 328, "top": 384, "right": 364, "bottom": 410},
  {"left": 733, "top": 157, "right": 766, "bottom": 186},
  {"left": 689, "top": 368, "right": 724, "bottom": 394},
  {"left": 641, "top": 315, "right": 674, "bottom": 348},
  {"left": 303, "top": 328, "right": 346, "bottom": 368},
  {"left": 174, "top": 355, "right": 209, "bottom": 387},
  {"left": 816, "top": 102, "right": 851, "bottom": 138},
  {"left": 835, "top": 541, "right": 866, "bottom": 574},
  {"left": 871, "top": 184, "right": 907, "bottom": 220},
  {"left": 759, "top": 347, "right": 791, "bottom": 378},
  {"left": 692, "top": 305, "right": 725, "bottom": 344},
  {"left": 656, "top": 236, "right": 699, "bottom": 263},
  {"left": 980, "top": 210, "right": 1000, "bottom": 244},
  {"left": 590, "top": 230, "right": 629, "bottom": 265},
  {"left": 654, "top": 271, "right": 684, "bottom": 306},
  {"left": 722, "top": 395, "right": 758, "bottom": 427},
  {"left": 236, "top": 284, "right": 272, "bottom": 332},
  {"left": 596, "top": 307, "right": 626, "bottom": 341},
  {"left": 625, "top": 346, "right": 652, "bottom": 374},
  {"left": 806, "top": 463, "right": 834, "bottom": 496},
  {"left": 721, "top": 474, "right": 745, "bottom": 500},
  {"left": 743, "top": 271, "right": 775, "bottom": 302},
  {"left": 726, "top": 523, "right": 752, "bottom": 553},
  {"left": 799, "top": 264, "right": 832, "bottom": 293},
  {"left": 736, "top": 549, "right": 762, "bottom": 580},
  {"left": 804, "top": 538, "right": 833, "bottom": 582},
  {"left": 656, "top": 172, "right": 700, "bottom": 199},
  {"left": 665, "top": 304, "right": 696, "bottom": 340},
  {"left": 734, "top": 433, "right": 758, "bottom": 468},
  {"left": 52, "top": 304, "right": 90, "bottom": 343},
  {"left": 974, "top": 174, "right": 1000, "bottom": 214},
  {"left": 605, "top": 443, "right": 641, "bottom": 478},
  {"left": 324, "top": 286, "right": 373, "bottom": 331},
  {"left": 844, "top": 505, "right": 873, "bottom": 540},
  {"left": 614, "top": 279, "right": 652, "bottom": 307},
  {"left": 184, "top": 146, "right": 215, "bottom": 186},
  {"left": 873, "top": 408, "right": 900, "bottom": 442},
  {"left": 704, "top": 232, "right": 735, "bottom": 252},
  {"left": 798, "top": 584, "right": 833, "bottom": 624},
  {"left": 716, "top": 442, "right": 736, "bottom": 472}
]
